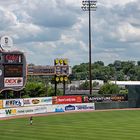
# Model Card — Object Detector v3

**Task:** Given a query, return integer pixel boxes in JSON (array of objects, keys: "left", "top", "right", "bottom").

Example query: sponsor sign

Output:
[
  {"left": 52, "top": 96, "right": 82, "bottom": 104},
  {"left": 75, "top": 103, "right": 95, "bottom": 110},
  {"left": 0, "top": 100, "right": 3, "bottom": 109},
  {"left": 23, "top": 97, "right": 52, "bottom": 106},
  {"left": 16, "top": 106, "right": 47, "bottom": 115},
  {"left": 65, "top": 105, "right": 75, "bottom": 111},
  {"left": 4, "top": 54, "right": 22, "bottom": 63},
  {"left": 87, "top": 94, "right": 128, "bottom": 102},
  {"left": 4, "top": 106, "right": 47, "bottom": 117},
  {"left": 0, "top": 103, "right": 95, "bottom": 118},
  {"left": 64, "top": 103, "right": 95, "bottom": 112},
  {"left": 5, "top": 109, "right": 17, "bottom": 116},
  {"left": 4, "top": 77, "right": 23, "bottom": 87},
  {"left": 3, "top": 99, "right": 24, "bottom": 108},
  {"left": 0, "top": 109, "right": 6, "bottom": 118},
  {"left": 47, "top": 105, "right": 65, "bottom": 113}
]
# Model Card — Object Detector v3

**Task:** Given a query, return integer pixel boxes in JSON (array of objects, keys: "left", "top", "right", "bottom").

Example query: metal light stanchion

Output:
[{"left": 81, "top": 0, "right": 97, "bottom": 95}]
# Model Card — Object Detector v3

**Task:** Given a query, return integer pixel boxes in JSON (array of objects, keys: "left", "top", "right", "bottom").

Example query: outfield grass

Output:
[{"left": 0, "top": 110, "right": 140, "bottom": 140}]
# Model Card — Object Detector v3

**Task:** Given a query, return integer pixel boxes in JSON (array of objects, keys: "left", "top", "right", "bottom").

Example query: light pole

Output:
[{"left": 81, "top": 0, "right": 97, "bottom": 95}]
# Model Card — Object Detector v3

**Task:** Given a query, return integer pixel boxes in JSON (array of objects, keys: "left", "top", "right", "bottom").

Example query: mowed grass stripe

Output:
[{"left": 1, "top": 110, "right": 140, "bottom": 140}]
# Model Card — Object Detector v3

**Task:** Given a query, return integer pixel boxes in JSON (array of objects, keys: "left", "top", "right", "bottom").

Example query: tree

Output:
[
  {"left": 98, "top": 83, "right": 120, "bottom": 94},
  {"left": 47, "top": 85, "right": 63, "bottom": 96},
  {"left": 79, "top": 80, "right": 89, "bottom": 90},
  {"left": 94, "top": 61, "right": 104, "bottom": 66},
  {"left": 23, "top": 82, "right": 46, "bottom": 97}
]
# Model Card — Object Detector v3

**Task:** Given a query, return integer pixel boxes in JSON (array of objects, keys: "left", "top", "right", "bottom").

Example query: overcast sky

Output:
[{"left": 0, "top": 0, "right": 140, "bottom": 66}]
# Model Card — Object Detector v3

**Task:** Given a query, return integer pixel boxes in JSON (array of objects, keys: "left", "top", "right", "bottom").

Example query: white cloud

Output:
[
  {"left": 99, "top": 0, "right": 137, "bottom": 7},
  {"left": 0, "top": 0, "right": 140, "bottom": 66},
  {"left": 0, "top": 6, "right": 17, "bottom": 30},
  {"left": 116, "top": 22, "right": 140, "bottom": 42}
]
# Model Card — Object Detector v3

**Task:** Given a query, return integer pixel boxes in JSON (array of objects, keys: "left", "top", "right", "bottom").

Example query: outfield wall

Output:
[
  {"left": 95, "top": 101, "right": 128, "bottom": 110},
  {"left": 0, "top": 94, "right": 129, "bottom": 118},
  {"left": 0, "top": 103, "right": 95, "bottom": 118}
]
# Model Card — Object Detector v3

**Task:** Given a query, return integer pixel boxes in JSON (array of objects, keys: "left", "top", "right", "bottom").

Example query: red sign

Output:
[
  {"left": 52, "top": 96, "right": 82, "bottom": 104},
  {"left": 4, "top": 78, "right": 23, "bottom": 87},
  {"left": 4, "top": 54, "right": 22, "bottom": 63}
]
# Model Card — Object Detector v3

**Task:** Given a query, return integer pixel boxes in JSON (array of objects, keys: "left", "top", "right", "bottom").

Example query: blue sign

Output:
[
  {"left": 65, "top": 105, "right": 75, "bottom": 111},
  {"left": 55, "top": 107, "right": 64, "bottom": 112}
]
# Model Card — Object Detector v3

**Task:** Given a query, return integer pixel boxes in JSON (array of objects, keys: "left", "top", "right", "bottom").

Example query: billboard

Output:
[
  {"left": 4, "top": 77, "right": 23, "bottom": 87},
  {"left": 3, "top": 99, "right": 24, "bottom": 108},
  {"left": 4, "top": 106, "right": 47, "bottom": 116},
  {"left": 47, "top": 104, "right": 65, "bottom": 113},
  {"left": 0, "top": 109, "right": 6, "bottom": 118},
  {"left": 87, "top": 94, "right": 128, "bottom": 102},
  {"left": 52, "top": 96, "right": 82, "bottom": 104},
  {"left": 23, "top": 97, "right": 52, "bottom": 106},
  {"left": 0, "top": 103, "right": 95, "bottom": 118},
  {"left": 0, "top": 100, "right": 3, "bottom": 109}
]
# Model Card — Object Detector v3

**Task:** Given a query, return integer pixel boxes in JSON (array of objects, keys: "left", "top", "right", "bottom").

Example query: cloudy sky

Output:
[{"left": 0, "top": 0, "right": 140, "bottom": 66}]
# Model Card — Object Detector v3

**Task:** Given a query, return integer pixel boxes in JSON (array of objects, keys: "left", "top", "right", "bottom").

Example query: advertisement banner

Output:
[
  {"left": 16, "top": 106, "right": 47, "bottom": 115},
  {"left": 52, "top": 96, "right": 82, "bottom": 104},
  {"left": 0, "top": 109, "right": 6, "bottom": 118},
  {"left": 5, "top": 108, "right": 17, "bottom": 116},
  {"left": 0, "top": 100, "right": 3, "bottom": 109},
  {"left": 4, "top": 77, "right": 23, "bottom": 87},
  {"left": 4, "top": 105, "right": 47, "bottom": 117},
  {"left": 23, "top": 97, "right": 52, "bottom": 106},
  {"left": 64, "top": 103, "right": 95, "bottom": 112},
  {"left": 75, "top": 103, "right": 95, "bottom": 111},
  {"left": 84, "top": 94, "right": 128, "bottom": 102},
  {"left": 1, "top": 103, "right": 95, "bottom": 118},
  {"left": 3, "top": 99, "right": 24, "bottom": 108},
  {"left": 47, "top": 104, "right": 65, "bottom": 113}
]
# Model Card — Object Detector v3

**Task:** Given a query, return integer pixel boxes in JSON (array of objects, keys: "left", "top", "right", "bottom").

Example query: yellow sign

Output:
[{"left": 0, "top": 100, "right": 3, "bottom": 109}]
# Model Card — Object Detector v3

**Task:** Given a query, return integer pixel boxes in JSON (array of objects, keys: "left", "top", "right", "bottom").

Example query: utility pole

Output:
[{"left": 81, "top": 0, "right": 97, "bottom": 95}]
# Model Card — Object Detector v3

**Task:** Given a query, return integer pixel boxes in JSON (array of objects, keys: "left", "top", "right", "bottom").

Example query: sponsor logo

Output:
[
  {"left": 5, "top": 109, "right": 16, "bottom": 115},
  {"left": 55, "top": 108, "right": 64, "bottom": 112},
  {"left": 65, "top": 105, "right": 75, "bottom": 111},
  {"left": 23, "top": 99, "right": 30, "bottom": 105},
  {"left": 5, "top": 54, "right": 20, "bottom": 62},
  {"left": 55, "top": 105, "right": 64, "bottom": 112},
  {"left": 34, "top": 107, "right": 47, "bottom": 112},
  {"left": 17, "top": 109, "right": 33, "bottom": 114},
  {"left": 5, "top": 78, "right": 22, "bottom": 84},
  {"left": 5, "top": 100, "right": 22, "bottom": 107},
  {"left": 32, "top": 99, "right": 40, "bottom": 104},
  {"left": 41, "top": 98, "right": 52, "bottom": 103},
  {"left": 0, "top": 100, "right": 3, "bottom": 109},
  {"left": 53, "top": 96, "right": 82, "bottom": 104},
  {"left": 4, "top": 78, "right": 23, "bottom": 87},
  {"left": 76, "top": 105, "right": 94, "bottom": 110}
]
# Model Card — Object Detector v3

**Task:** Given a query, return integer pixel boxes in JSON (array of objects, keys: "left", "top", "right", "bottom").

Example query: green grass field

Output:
[{"left": 0, "top": 110, "right": 140, "bottom": 140}]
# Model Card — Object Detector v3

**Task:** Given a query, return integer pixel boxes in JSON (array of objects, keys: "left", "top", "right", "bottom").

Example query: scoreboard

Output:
[
  {"left": 4, "top": 65, "right": 23, "bottom": 77},
  {"left": 0, "top": 51, "right": 27, "bottom": 92}
]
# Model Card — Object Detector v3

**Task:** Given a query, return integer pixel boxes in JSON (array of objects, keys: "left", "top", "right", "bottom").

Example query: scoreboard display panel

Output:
[
  {"left": 0, "top": 51, "right": 27, "bottom": 92},
  {"left": 4, "top": 65, "right": 23, "bottom": 77},
  {"left": 4, "top": 54, "right": 22, "bottom": 64}
]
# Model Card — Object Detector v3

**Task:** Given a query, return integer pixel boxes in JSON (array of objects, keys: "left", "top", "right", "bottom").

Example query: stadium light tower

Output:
[{"left": 81, "top": 0, "right": 97, "bottom": 95}]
